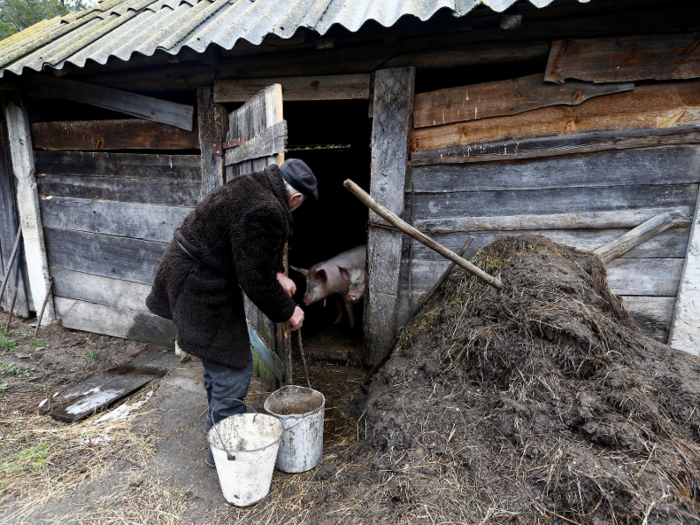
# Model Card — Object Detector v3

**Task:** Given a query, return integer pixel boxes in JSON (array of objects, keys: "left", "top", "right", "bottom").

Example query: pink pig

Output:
[
  {"left": 292, "top": 245, "right": 366, "bottom": 328},
  {"left": 339, "top": 265, "right": 366, "bottom": 304}
]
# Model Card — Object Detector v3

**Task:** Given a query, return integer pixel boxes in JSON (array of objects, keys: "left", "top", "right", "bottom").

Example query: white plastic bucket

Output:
[
  {"left": 264, "top": 386, "right": 325, "bottom": 473},
  {"left": 207, "top": 413, "right": 283, "bottom": 506}
]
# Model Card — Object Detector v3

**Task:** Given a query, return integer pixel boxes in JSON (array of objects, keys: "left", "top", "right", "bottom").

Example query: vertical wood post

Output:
[
  {"left": 669, "top": 190, "right": 700, "bottom": 355},
  {"left": 363, "top": 67, "right": 415, "bottom": 365},
  {"left": 5, "top": 99, "right": 54, "bottom": 324},
  {"left": 197, "top": 85, "right": 228, "bottom": 198}
]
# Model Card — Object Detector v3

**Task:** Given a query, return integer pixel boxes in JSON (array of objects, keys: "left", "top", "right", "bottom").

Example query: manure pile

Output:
[{"left": 365, "top": 235, "right": 700, "bottom": 524}]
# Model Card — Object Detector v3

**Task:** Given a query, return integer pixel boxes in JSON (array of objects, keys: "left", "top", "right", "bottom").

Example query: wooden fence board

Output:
[
  {"left": 214, "top": 74, "right": 370, "bottom": 102},
  {"left": 51, "top": 267, "right": 152, "bottom": 313},
  {"left": 413, "top": 74, "right": 633, "bottom": 128},
  {"left": 34, "top": 151, "right": 202, "bottom": 180},
  {"left": 44, "top": 228, "right": 166, "bottom": 285},
  {"left": 40, "top": 197, "right": 190, "bottom": 243},
  {"left": 197, "top": 85, "right": 227, "bottom": 199},
  {"left": 622, "top": 296, "right": 675, "bottom": 342},
  {"left": 410, "top": 126, "right": 700, "bottom": 166},
  {"left": 31, "top": 120, "right": 200, "bottom": 151},
  {"left": 410, "top": 81, "right": 700, "bottom": 152},
  {"left": 224, "top": 120, "right": 287, "bottom": 166},
  {"left": 545, "top": 34, "right": 700, "bottom": 84},
  {"left": 38, "top": 175, "right": 200, "bottom": 207},
  {"left": 409, "top": 146, "right": 700, "bottom": 193},
  {"left": 412, "top": 184, "right": 698, "bottom": 221},
  {"left": 27, "top": 75, "right": 194, "bottom": 131}
]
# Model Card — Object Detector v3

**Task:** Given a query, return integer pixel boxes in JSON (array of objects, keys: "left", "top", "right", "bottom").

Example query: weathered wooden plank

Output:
[
  {"left": 0, "top": 107, "right": 29, "bottom": 316},
  {"left": 669, "top": 187, "right": 700, "bottom": 355},
  {"left": 5, "top": 99, "right": 53, "bottom": 323},
  {"left": 413, "top": 74, "right": 634, "bottom": 129},
  {"left": 404, "top": 257, "right": 683, "bottom": 297},
  {"left": 224, "top": 120, "right": 287, "bottom": 166},
  {"left": 415, "top": 208, "right": 695, "bottom": 234},
  {"left": 37, "top": 175, "right": 200, "bottom": 207},
  {"left": 410, "top": 126, "right": 700, "bottom": 166},
  {"left": 413, "top": 184, "right": 698, "bottom": 221},
  {"left": 595, "top": 211, "right": 691, "bottom": 263},
  {"left": 197, "top": 85, "right": 227, "bottom": 199},
  {"left": 31, "top": 120, "right": 200, "bottom": 151},
  {"left": 54, "top": 297, "right": 176, "bottom": 347},
  {"left": 50, "top": 267, "right": 152, "bottom": 313},
  {"left": 410, "top": 81, "right": 700, "bottom": 152},
  {"left": 410, "top": 228, "right": 690, "bottom": 261},
  {"left": 39, "top": 197, "right": 191, "bottom": 243},
  {"left": 27, "top": 74, "right": 194, "bottom": 131},
  {"left": 247, "top": 323, "right": 284, "bottom": 384},
  {"left": 622, "top": 296, "right": 675, "bottom": 343},
  {"left": 365, "top": 67, "right": 415, "bottom": 365},
  {"left": 44, "top": 228, "right": 166, "bottom": 285},
  {"left": 545, "top": 34, "right": 700, "bottom": 84},
  {"left": 34, "top": 151, "right": 202, "bottom": 180},
  {"left": 409, "top": 146, "right": 700, "bottom": 193},
  {"left": 214, "top": 74, "right": 370, "bottom": 103}
]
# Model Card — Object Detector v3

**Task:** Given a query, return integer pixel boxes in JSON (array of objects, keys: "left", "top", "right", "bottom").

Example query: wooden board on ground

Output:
[
  {"left": 54, "top": 297, "right": 176, "bottom": 346},
  {"left": 413, "top": 74, "right": 633, "bottom": 128},
  {"left": 27, "top": 74, "right": 194, "bottom": 131},
  {"left": 38, "top": 174, "right": 200, "bottom": 207},
  {"left": 31, "top": 120, "right": 200, "bottom": 151},
  {"left": 50, "top": 351, "right": 179, "bottom": 423},
  {"left": 545, "top": 34, "right": 700, "bottom": 84},
  {"left": 51, "top": 267, "right": 152, "bottom": 313},
  {"left": 410, "top": 81, "right": 700, "bottom": 152},
  {"left": 410, "top": 126, "right": 700, "bottom": 166},
  {"left": 35, "top": 151, "right": 201, "bottom": 180},
  {"left": 214, "top": 74, "right": 370, "bottom": 103},
  {"left": 44, "top": 228, "right": 166, "bottom": 285},
  {"left": 40, "top": 197, "right": 191, "bottom": 243}
]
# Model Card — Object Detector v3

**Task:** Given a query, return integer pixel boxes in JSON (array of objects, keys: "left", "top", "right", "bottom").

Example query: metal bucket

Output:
[
  {"left": 264, "top": 386, "right": 325, "bottom": 473},
  {"left": 207, "top": 413, "right": 283, "bottom": 506}
]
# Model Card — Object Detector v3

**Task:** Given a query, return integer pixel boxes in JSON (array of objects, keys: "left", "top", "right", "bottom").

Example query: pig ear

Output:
[
  {"left": 317, "top": 268, "right": 328, "bottom": 282},
  {"left": 290, "top": 265, "right": 308, "bottom": 277},
  {"left": 338, "top": 266, "right": 350, "bottom": 282}
]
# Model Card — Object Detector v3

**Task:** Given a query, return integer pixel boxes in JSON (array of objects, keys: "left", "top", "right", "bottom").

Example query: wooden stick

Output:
[
  {"left": 297, "top": 330, "right": 312, "bottom": 389},
  {"left": 0, "top": 225, "right": 22, "bottom": 304},
  {"left": 5, "top": 291, "right": 17, "bottom": 332},
  {"left": 343, "top": 179, "right": 503, "bottom": 291},
  {"left": 594, "top": 210, "right": 691, "bottom": 263},
  {"left": 361, "top": 236, "right": 474, "bottom": 391},
  {"left": 34, "top": 277, "right": 54, "bottom": 338}
]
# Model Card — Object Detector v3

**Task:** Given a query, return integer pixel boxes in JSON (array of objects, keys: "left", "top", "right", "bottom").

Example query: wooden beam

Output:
[
  {"left": 594, "top": 211, "right": 691, "bottom": 263},
  {"left": 26, "top": 75, "right": 194, "bottom": 131},
  {"left": 545, "top": 33, "right": 700, "bottom": 84},
  {"left": 214, "top": 74, "right": 370, "bottom": 103},
  {"left": 224, "top": 121, "right": 287, "bottom": 166},
  {"left": 410, "top": 81, "right": 700, "bottom": 153},
  {"left": 5, "top": 99, "right": 54, "bottom": 324},
  {"left": 410, "top": 126, "right": 700, "bottom": 166},
  {"left": 669, "top": 188, "right": 700, "bottom": 356},
  {"left": 413, "top": 74, "right": 634, "bottom": 129},
  {"left": 31, "top": 120, "right": 200, "bottom": 151},
  {"left": 247, "top": 322, "right": 284, "bottom": 384},
  {"left": 197, "top": 85, "right": 227, "bottom": 199},
  {"left": 364, "top": 67, "right": 415, "bottom": 365}
]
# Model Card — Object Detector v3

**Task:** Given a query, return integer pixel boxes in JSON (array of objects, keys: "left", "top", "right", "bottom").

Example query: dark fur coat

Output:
[{"left": 146, "top": 165, "right": 296, "bottom": 368}]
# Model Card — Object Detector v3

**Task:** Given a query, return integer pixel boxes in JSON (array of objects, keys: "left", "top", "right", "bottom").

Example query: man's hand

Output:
[
  {"left": 288, "top": 306, "right": 304, "bottom": 332},
  {"left": 277, "top": 272, "right": 296, "bottom": 297}
]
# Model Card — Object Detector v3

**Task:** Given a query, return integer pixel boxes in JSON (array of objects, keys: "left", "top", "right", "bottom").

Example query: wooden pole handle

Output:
[{"left": 344, "top": 179, "right": 503, "bottom": 291}]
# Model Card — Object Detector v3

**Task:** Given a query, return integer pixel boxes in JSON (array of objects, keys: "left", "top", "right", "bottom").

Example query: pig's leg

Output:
[
  {"left": 333, "top": 295, "right": 344, "bottom": 325},
  {"left": 344, "top": 298, "right": 355, "bottom": 329}
]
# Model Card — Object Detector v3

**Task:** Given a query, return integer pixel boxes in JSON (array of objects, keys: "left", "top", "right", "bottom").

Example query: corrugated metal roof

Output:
[{"left": 0, "top": 0, "right": 589, "bottom": 78}]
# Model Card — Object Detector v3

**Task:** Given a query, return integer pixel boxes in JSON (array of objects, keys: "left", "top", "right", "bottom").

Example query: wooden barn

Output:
[{"left": 0, "top": 0, "right": 699, "bottom": 387}]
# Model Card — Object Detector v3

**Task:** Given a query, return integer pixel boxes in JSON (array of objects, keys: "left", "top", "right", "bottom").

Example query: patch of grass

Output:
[
  {"left": 0, "top": 362, "right": 31, "bottom": 377},
  {"left": 0, "top": 335, "right": 17, "bottom": 353},
  {"left": 31, "top": 339, "right": 43, "bottom": 347},
  {"left": 0, "top": 441, "right": 53, "bottom": 474},
  {"left": 0, "top": 380, "right": 8, "bottom": 394},
  {"left": 86, "top": 348, "right": 100, "bottom": 363}
]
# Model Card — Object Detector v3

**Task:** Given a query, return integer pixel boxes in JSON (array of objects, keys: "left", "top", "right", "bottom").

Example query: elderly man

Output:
[{"left": 146, "top": 158, "right": 318, "bottom": 467}]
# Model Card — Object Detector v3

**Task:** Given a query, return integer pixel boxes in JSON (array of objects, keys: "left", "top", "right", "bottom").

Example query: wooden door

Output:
[{"left": 225, "top": 84, "right": 291, "bottom": 384}]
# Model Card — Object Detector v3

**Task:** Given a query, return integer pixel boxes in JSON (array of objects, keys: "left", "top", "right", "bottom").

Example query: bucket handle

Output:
[{"left": 210, "top": 398, "right": 274, "bottom": 461}]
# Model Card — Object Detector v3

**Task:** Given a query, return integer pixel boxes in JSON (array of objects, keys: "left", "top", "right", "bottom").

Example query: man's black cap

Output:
[{"left": 280, "top": 159, "right": 318, "bottom": 201}]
